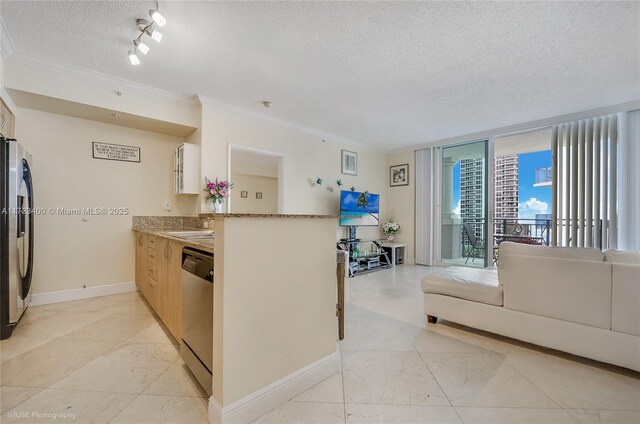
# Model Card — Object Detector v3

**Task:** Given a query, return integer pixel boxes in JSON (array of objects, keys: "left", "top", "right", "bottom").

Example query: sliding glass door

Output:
[{"left": 440, "top": 140, "right": 488, "bottom": 268}]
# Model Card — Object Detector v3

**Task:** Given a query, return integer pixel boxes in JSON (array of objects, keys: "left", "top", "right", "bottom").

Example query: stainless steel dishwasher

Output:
[{"left": 181, "top": 247, "right": 213, "bottom": 396}]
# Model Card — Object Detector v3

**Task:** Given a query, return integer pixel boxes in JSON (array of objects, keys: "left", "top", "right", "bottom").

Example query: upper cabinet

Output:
[
  {"left": 174, "top": 143, "right": 200, "bottom": 195},
  {"left": 1, "top": 98, "right": 16, "bottom": 139}
]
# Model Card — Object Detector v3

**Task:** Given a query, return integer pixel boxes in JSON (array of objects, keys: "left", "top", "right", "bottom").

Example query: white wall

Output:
[
  {"left": 230, "top": 173, "right": 278, "bottom": 214},
  {"left": 386, "top": 151, "right": 415, "bottom": 262},
  {"left": 198, "top": 99, "right": 388, "bottom": 240},
  {"left": 14, "top": 107, "right": 197, "bottom": 294}
]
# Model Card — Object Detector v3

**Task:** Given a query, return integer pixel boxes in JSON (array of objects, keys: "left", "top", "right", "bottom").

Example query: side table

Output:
[{"left": 380, "top": 242, "right": 407, "bottom": 266}]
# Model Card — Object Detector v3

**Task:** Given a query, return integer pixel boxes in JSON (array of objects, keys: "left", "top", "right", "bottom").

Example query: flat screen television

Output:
[{"left": 339, "top": 190, "right": 380, "bottom": 227}]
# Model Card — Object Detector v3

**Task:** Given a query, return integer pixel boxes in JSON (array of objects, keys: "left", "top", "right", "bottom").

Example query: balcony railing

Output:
[{"left": 459, "top": 217, "right": 605, "bottom": 258}]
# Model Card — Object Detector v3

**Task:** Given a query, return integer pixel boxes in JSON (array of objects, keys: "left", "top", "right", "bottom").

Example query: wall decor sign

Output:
[
  {"left": 390, "top": 163, "right": 409, "bottom": 187},
  {"left": 241, "top": 191, "right": 248, "bottom": 198},
  {"left": 341, "top": 150, "right": 357, "bottom": 175},
  {"left": 92, "top": 142, "right": 140, "bottom": 163},
  {"left": 256, "top": 192, "right": 263, "bottom": 199}
]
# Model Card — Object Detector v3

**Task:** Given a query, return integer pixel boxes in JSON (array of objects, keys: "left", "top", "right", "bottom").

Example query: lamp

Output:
[
  {"left": 134, "top": 40, "right": 149, "bottom": 55},
  {"left": 128, "top": 2, "right": 168, "bottom": 65},
  {"left": 149, "top": 8, "right": 166, "bottom": 27},
  {"left": 128, "top": 50, "right": 140, "bottom": 65}
]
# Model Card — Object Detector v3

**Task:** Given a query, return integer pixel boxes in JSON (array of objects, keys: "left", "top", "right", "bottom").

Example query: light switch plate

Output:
[{"left": 163, "top": 199, "right": 171, "bottom": 211}]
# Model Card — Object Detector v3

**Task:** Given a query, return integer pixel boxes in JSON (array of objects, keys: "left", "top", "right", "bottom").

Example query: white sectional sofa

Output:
[{"left": 422, "top": 242, "right": 640, "bottom": 371}]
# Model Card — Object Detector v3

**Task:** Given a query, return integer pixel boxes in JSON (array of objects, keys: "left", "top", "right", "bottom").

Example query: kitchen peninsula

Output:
[{"left": 133, "top": 213, "right": 339, "bottom": 424}]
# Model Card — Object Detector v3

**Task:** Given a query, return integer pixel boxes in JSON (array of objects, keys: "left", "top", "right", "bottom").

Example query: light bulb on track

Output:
[
  {"left": 128, "top": 50, "right": 140, "bottom": 65},
  {"left": 135, "top": 40, "right": 150, "bottom": 55},
  {"left": 150, "top": 28, "right": 163, "bottom": 43},
  {"left": 149, "top": 9, "right": 166, "bottom": 27}
]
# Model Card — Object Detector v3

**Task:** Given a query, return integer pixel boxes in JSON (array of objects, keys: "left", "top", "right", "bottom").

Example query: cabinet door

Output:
[
  {"left": 158, "top": 238, "right": 170, "bottom": 324},
  {"left": 135, "top": 232, "right": 148, "bottom": 297},
  {"left": 1, "top": 98, "right": 15, "bottom": 139},
  {"left": 165, "top": 240, "right": 183, "bottom": 341}
]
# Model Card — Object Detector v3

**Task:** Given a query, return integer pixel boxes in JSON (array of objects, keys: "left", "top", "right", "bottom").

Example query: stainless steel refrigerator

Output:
[{"left": 1, "top": 137, "right": 34, "bottom": 340}]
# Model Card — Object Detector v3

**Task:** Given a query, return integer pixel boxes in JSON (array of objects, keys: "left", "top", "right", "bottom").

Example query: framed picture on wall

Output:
[
  {"left": 390, "top": 164, "right": 409, "bottom": 187},
  {"left": 341, "top": 150, "right": 357, "bottom": 175},
  {"left": 241, "top": 191, "right": 248, "bottom": 198},
  {"left": 256, "top": 192, "right": 263, "bottom": 199}
]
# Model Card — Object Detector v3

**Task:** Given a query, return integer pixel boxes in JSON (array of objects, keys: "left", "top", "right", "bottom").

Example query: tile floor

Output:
[{"left": 1, "top": 264, "right": 639, "bottom": 423}]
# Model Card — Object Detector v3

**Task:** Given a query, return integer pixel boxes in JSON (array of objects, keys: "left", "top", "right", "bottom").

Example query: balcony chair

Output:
[{"left": 462, "top": 223, "right": 485, "bottom": 264}]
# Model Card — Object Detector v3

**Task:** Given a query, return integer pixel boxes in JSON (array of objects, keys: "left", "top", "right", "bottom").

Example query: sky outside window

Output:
[{"left": 451, "top": 150, "right": 552, "bottom": 219}]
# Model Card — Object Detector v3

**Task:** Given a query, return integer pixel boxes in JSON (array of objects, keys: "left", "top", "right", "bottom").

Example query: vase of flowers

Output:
[
  {"left": 204, "top": 177, "right": 234, "bottom": 213},
  {"left": 383, "top": 220, "right": 400, "bottom": 241}
]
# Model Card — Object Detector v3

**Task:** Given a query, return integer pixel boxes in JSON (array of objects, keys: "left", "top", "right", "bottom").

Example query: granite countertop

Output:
[
  {"left": 198, "top": 213, "right": 338, "bottom": 219},
  {"left": 133, "top": 227, "right": 214, "bottom": 254}
]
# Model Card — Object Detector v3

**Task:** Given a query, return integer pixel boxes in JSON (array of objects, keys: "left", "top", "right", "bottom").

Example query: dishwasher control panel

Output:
[{"left": 181, "top": 247, "right": 213, "bottom": 283}]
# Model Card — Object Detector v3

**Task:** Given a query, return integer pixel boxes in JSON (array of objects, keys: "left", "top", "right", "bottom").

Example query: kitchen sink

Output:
[{"left": 163, "top": 231, "right": 214, "bottom": 240}]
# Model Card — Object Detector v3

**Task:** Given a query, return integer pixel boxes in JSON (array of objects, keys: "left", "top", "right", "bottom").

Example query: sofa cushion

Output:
[
  {"left": 605, "top": 249, "right": 640, "bottom": 265},
  {"left": 500, "top": 253, "right": 612, "bottom": 329},
  {"left": 421, "top": 267, "right": 502, "bottom": 306},
  {"left": 498, "top": 242, "right": 605, "bottom": 283}
]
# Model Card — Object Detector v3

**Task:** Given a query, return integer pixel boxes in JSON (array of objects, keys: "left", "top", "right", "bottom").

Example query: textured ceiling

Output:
[{"left": 2, "top": 1, "right": 639, "bottom": 150}]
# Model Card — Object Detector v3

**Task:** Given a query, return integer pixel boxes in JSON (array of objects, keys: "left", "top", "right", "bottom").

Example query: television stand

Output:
[{"left": 337, "top": 227, "right": 392, "bottom": 277}]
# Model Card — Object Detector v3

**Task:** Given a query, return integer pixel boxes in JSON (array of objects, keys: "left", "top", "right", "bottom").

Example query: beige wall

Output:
[
  {"left": 14, "top": 107, "right": 197, "bottom": 294},
  {"left": 198, "top": 99, "right": 388, "bottom": 240},
  {"left": 230, "top": 173, "right": 278, "bottom": 214},
  {"left": 213, "top": 217, "right": 338, "bottom": 406},
  {"left": 386, "top": 151, "right": 415, "bottom": 262}
]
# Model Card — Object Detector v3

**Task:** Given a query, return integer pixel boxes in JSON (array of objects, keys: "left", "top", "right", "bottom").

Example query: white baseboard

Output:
[
  {"left": 209, "top": 351, "right": 340, "bottom": 424},
  {"left": 29, "top": 282, "right": 138, "bottom": 306}
]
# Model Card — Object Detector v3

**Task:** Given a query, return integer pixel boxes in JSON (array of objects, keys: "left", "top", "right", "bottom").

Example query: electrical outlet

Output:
[{"left": 163, "top": 199, "right": 171, "bottom": 211}]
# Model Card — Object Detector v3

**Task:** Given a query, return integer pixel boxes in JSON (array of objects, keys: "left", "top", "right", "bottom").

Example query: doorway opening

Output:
[{"left": 227, "top": 146, "right": 283, "bottom": 214}]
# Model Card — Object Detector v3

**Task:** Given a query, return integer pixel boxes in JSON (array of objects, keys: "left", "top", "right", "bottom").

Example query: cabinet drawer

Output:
[
  {"left": 148, "top": 248, "right": 158, "bottom": 265},
  {"left": 148, "top": 262, "right": 158, "bottom": 280},
  {"left": 148, "top": 235, "right": 157, "bottom": 250}
]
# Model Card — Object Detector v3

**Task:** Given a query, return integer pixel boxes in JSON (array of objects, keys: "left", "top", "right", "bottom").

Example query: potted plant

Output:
[
  {"left": 204, "top": 177, "right": 234, "bottom": 213},
  {"left": 383, "top": 220, "right": 400, "bottom": 241}
]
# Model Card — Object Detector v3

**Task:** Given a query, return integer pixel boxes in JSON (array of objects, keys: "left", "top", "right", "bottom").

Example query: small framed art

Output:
[
  {"left": 390, "top": 164, "right": 409, "bottom": 187},
  {"left": 341, "top": 150, "right": 357, "bottom": 175}
]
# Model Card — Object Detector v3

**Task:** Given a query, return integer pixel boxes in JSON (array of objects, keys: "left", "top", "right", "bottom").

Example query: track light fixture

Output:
[{"left": 128, "top": 1, "right": 167, "bottom": 65}]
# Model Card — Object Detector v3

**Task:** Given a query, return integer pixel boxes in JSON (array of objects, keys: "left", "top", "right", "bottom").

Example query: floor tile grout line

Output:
[
  {"left": 339, "top": 341, "right": 347, "bottom": 424},
  {"left": 399, "top": 321, "right": 457, "bottom": 411},
  {"left": 0, "top": 387, "right": 45, "bottom": 416},
  {"left": 3, "top": 384, "right": 207, "bottom": 399},
  {"left": 498, "top": 352, "right": 566, "bottom": 410},
  {"left": 106, "top": 334, "right": 180, "bottom": 423}
]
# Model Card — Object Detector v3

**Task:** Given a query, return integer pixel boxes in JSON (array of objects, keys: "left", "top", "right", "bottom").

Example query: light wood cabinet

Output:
[
  {"left": 135, "top": 231, "right": 183, "bottom": 341},
  {"left": 0, "top": 98, "right": 15, "bottom": 139},
  {"left": 159, "top": 238, "right": 183, "bottom": 340},
  {"left": 146, "top": 235, "right": 161, "bottom": 313},
  {"left": 135, "top": 232, "right": 148, "bottom": 297}
]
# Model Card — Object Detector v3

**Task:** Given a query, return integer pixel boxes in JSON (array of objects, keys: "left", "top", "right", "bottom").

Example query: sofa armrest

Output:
[{"left": 500, "top": 254, "right": 612, "bottom": 329}]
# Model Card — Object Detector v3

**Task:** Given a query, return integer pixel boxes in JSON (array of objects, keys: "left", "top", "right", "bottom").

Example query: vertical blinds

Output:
[
  {"left": 552, "top": 115, "right": 618, "bottom": 249},
  {"left": 415, "top": 148, "right": 433, "bottom": 265}
]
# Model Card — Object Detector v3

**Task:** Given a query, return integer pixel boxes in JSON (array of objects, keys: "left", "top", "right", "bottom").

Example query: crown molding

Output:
[
  {"left": 4, "top": 50, "right": 198, "bottom": 107},
  {"left": 0, "top": 17, "right": 15, "bottom": 58},
  {"left": 388, "top": 99, "right": 640, "bottom": 154},
  {"left": 195, "top": 94, "right": 376, "bottom": 151}
]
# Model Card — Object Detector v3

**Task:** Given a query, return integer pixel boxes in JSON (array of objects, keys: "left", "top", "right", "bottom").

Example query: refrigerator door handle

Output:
[{"left": 17, "top": 197, "right": 25, "bottom": 238}]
